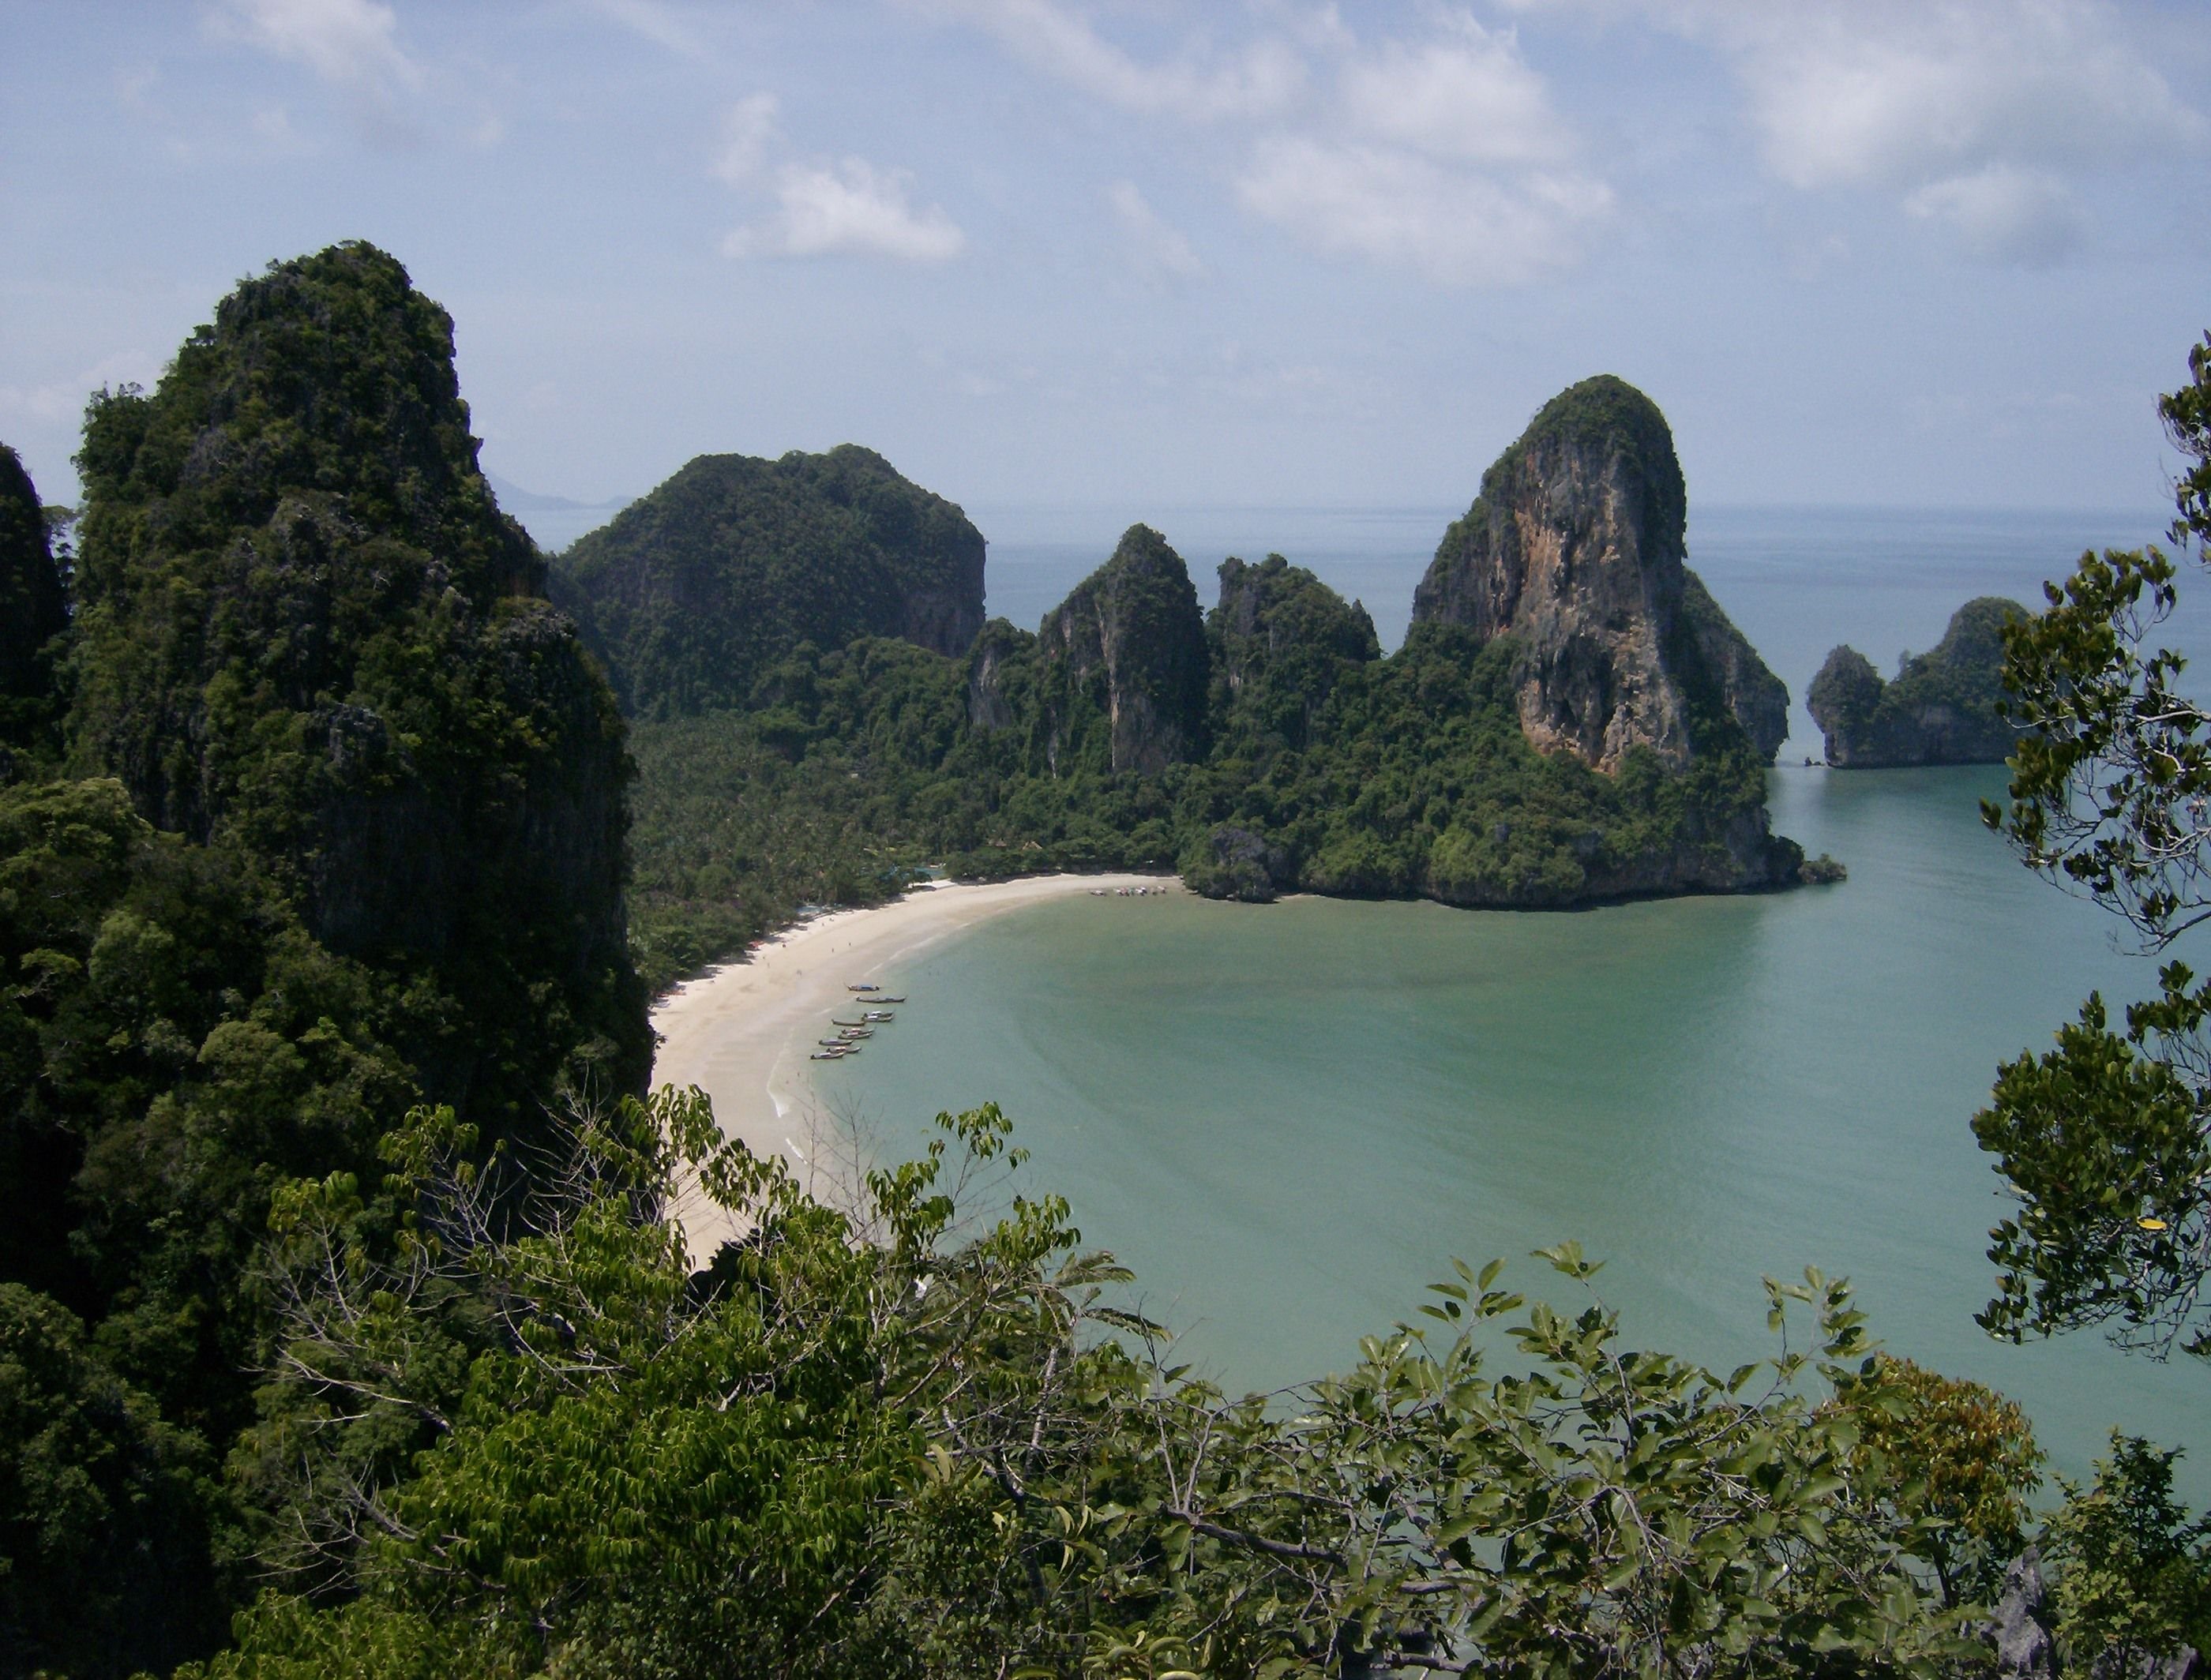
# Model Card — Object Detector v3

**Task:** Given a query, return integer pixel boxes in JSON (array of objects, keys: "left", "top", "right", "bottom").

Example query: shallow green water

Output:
[{"left": 816, "top": 763, "right": 2203, "bottom": 1497}]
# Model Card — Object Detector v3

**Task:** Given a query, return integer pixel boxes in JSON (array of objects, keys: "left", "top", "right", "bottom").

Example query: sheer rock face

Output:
[
  {"left": 965, "top": 617, "right": 1030, "bottom": 733},
  {"left": 1410, "top": 375, "right": 1788, "bottom": 770},
  {"left": 1807, "top": 596, "right": 2027, "bottom": 767},
  {"left": 1210, "top": 554, "right": 1379, "bottom": 750},
  {"left": 67, "top": 241, "right": 648, "bottom": 1112},
  {"left": 0, "top": 446, "right": 67, "bottom": 711},
  {"left": 555, "top": 444, "right": 985, "bottom": 718},
  {"left": 1035, "top": 524, "right": 1210, "bottom": 776}
]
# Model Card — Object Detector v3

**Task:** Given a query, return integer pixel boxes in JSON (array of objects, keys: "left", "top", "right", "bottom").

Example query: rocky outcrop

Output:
[
  {"left": 1211, "top": 554, "right": 1379, "bottom": 750},
  {"left": 0, "top": 444, "right": 68, "bottom": 767},
  {"left": 1035, "top": 525, "right": 1210, "bottom": 775},
  {"left": 556, "top": 444, "right": 985, "bottom": 718},
  {"left": 1680, "top": 570, "right": 1789, "bottom": 761},
  {"left": 966, "top": 618, "right": 1030, "bottom": 733},
  {"left": 67, "top": 241, "right": 649, "bottom": 1119},
  {"left": 1410, "top": 375, "right": 1789, "bottom": 770},
  {"left": 1807, "top": 596, "right": 2028, "bottom": 767},
  {"left": 1991, "top": 1548, "right": 2057, "bottom": 1678}
]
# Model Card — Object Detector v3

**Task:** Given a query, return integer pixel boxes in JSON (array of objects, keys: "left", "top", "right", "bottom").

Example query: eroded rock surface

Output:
[{"left": 1410, "top": 374, "right": 1789, "bottom": 769}]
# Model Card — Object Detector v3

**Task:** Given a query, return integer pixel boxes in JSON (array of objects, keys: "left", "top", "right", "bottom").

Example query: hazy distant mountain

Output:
[{"left": 485, "top": 471, "right": 625, "bottom": 513}]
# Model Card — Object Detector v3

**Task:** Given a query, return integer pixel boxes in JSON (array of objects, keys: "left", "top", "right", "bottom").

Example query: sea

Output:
[{"left": 521, "top": 495, "right": 2207, "bottom": 1498}]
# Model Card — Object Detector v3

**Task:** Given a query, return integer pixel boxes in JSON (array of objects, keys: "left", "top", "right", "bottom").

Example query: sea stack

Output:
[
  {"left": 1807, "top": 597, "right": 2028, "bottom": 767},
  {"left": 1410, "top": 375, "right": 1789, "bottom": 767}
]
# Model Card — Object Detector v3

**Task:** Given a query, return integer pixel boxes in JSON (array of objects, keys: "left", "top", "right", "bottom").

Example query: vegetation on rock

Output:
[
  {"left": 621, "top": 381, "right": 1808, "bottom": 984},
  {"left": 0, "top": 445, "right": 68, "bottom": 768},
  {"left": 1808, "top": 598, "right": 2029, "bottom": 767},
  {"left": 0, "top": 244, "right": 651, "bottom": 1674},
  {"left": 553, "top": 444, "right": 985, "bottom": 719}
]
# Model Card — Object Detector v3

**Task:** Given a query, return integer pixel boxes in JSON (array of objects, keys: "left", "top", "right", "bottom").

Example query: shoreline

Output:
[{"left": 652, "top": 872, "right": 1171, "bottom": 1258}]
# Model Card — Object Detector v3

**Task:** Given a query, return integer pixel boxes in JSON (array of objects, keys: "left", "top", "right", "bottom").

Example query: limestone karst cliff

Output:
[
  {"left": 1807, "top": 597, "right": 2028, "bottom": 767},
  {"left": 1410, "top": 375, "right": 1789, "bottom": 768},
  {"left": 1032, "top": 523, "right": 1211, "bottom": 775},
  {"left": 0, "top": 444, "right": 68, "bottom": 762},
  {"left": 1210, "top": 553, "right": 1380, "bottom": 751},
  {"left": 67, "top": 241, "right": 649, "bottom": 1123},
  {"left": 555, "top": 444, "right": 986, "bottom": 718}
]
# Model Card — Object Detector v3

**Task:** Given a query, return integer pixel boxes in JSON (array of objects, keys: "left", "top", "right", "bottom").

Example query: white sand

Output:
[{"left": 653, "top": 872, "right": 1170, "bottom": 1258}]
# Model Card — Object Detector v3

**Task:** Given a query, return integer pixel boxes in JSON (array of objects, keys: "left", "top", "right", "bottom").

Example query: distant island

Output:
[
  {"left": 557, "top": 375, "right": 1819, "bottom": 984},
  {"left": 1806, "top": 597, "right": 2029, "bottom": 767}
]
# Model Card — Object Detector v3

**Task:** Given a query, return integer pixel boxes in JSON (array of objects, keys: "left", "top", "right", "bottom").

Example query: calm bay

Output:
[{"left": 788, "top": 502, "right": 2209, "bottom": 1499}]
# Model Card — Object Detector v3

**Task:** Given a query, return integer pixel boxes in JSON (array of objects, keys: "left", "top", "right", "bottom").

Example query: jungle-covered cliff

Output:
[
  {"left": 1807, "top": 597, "right": 2029, "bottom": 767},
  {"left": 619, "top": 377, "right": 1805, "bottom": 981},
  {"left": 0, "top": 243, "right": 651, "bottom": 1674},
  {"left": 553, "top": 444, "right": 986, "bottom": 718},
  {"left": 0, "top": 445, "right": 68, "bottom": 767}
]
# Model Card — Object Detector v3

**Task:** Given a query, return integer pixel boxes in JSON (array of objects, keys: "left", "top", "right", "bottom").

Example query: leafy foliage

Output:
[
  {"left": 1977, "top": 333, "right": 2211, "bottom": 1363},
  {"left": 1834, "top": 1354, "right": 2043, "bottom": 1609},
  {"left": 2042, "top": 1433, "right": 2211, "bottom": 1671},
  {"left": 171, "top": 1094, "right": 1995, "bottom": 1679}
]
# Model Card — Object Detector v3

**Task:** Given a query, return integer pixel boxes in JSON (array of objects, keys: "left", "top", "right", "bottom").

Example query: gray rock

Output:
[{"left": 1993, "top": 1547, "right": 2056, "bottom": 1678}]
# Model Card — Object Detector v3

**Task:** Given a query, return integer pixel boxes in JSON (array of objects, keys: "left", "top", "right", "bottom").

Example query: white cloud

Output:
[
  {"left": 714, "top": 92, "right": 779, "bottom": 186},
  {"left": 1729, "top": 2, "right": 2200, "bottom": 193},
  {"left": 1240, "top": 9, "right": 1608, "bottom": 286},
  {"left": 211, "top": 0, "right": 421, "bottom": 102},
  {"left": 725, "top": 159, "right": 966, "bottom": 264},
  {"left": 1237, "top": 136, "right": 1610, "bottom": 286},
  {"left": 1904, "top": 163, "right": 2088, "bottom": 266},
  {"left": 587, "top": 0, "right": 710, "bottom": 61},
  {"left": 1108, "top": 181, "right": 1205, "bottom": 286},
  {"left": 1511, "top": 0, "right": 2205, "bottom": 263},
  {"left": 926, "top": 1, "right": 1609, "bottom": 287},
  {"left": 915, "top": 0, "right": 1304, "bottom": 121},
  {"left": 1338, "top": 24, "right": 1565, "bottom": 166}
]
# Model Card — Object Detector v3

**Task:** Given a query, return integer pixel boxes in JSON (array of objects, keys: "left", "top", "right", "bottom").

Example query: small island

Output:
[{"left": 1806, "top": 597, "right": 2029, "bottom": 767}]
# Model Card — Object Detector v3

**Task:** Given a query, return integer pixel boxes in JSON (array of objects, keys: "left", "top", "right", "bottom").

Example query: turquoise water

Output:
[{"left": 816, "top": 762, "right": 2205, "bottom": 1499}]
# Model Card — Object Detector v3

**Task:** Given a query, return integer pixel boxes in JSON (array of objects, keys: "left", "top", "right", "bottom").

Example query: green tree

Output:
[
  {"left": 2043, "top": 1433, "right": 2211, "bottom": 1671},
  {"left": 1977, "top": 332, "right": 2211, "bottom": 1363},
  {"left": 185, "top": 1091, "right": 1977, "bottom": 1678}
]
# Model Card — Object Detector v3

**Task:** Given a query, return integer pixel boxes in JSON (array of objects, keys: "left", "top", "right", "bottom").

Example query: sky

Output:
[{"left": 4, "top": 0, "right": 2209, "bottom": 520}]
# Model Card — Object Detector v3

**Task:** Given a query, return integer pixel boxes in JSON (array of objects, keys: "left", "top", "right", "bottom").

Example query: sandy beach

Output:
[{"left": 653, "top": 872, "right": 1169, "bottom": 1256}]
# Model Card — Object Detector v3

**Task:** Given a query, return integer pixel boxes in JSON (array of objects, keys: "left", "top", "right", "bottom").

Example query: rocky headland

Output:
[
  {"left": 612, "top": 372, "right": 1811, "bottom": 948},
  {"left": 1807, "top": 596, "right": 2029, "bottom": 767}
]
